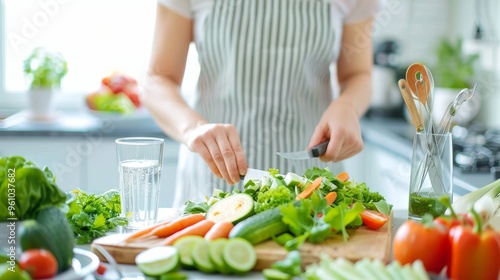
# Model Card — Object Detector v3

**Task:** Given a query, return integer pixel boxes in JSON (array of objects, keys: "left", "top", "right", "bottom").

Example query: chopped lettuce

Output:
[{"left": 255, "top": 185, "right": 295, "bottom": 213}]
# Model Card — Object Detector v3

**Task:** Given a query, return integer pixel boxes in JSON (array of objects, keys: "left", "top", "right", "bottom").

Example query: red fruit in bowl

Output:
[{"left": 102, "top": 72, "right": 136, "bottom": 94}]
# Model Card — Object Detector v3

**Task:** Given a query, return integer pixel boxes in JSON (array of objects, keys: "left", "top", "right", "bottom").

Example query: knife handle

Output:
[{"left": 310, "top": 140, "right": 329, "bottom": 157}]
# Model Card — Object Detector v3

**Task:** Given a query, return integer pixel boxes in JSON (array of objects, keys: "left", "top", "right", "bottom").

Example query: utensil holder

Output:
[{"left": 408, "top": 132, "right": 453, "bottom": 220}]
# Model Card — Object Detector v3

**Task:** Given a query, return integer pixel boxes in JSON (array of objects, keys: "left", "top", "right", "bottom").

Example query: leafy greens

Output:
[
  {"left": 0, "top": 156, "right": 67, "bottom": 221},
  {"left": 66, "top": 189, "right": 128, "bottom": 244}
]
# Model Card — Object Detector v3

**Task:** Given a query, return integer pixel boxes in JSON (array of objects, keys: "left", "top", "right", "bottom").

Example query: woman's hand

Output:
[
  {"left": 185, "top": 123, "right": 248, "bottom": 184},
  {"left": 309, "top": 98, "right": 363, "bottom": 162}
]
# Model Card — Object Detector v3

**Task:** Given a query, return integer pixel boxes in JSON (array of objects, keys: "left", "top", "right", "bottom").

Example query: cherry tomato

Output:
[
  {"left": 392, "top": 219, "right": 450, "bottom": 274},
  {"left": 360, "top": 210, "right": 389, "bottom": 230},
  {"left": 96, "top": 263, "right": 107, "bottom": 275},
  {"left": 19, "top": 249, "right": 58, "bottom": 279}
]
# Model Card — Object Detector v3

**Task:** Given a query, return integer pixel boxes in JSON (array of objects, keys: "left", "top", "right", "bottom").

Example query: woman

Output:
[{"left": 143, "top": 0, "right": 384, "bottom": 207}]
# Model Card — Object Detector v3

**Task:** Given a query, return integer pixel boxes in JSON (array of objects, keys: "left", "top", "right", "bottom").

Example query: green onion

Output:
[{"left": 451, "top": 178, "right": 500, "bottom": 223}]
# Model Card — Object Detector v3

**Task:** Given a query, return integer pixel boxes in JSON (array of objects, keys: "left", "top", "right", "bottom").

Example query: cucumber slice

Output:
[
  {"left": 135, "top": 246, "right": 180, "bottom": 276},
  {"left": 284, "top": 172, "right": 306, "bottom": 188},
  {"left": 158, "top": 272, "right": 188, "bottom": 280},
  {"left": 205, "top": 193, "right": 254, "bottom": 224},
  {"left": 208, "top": 238, "right": 232, "bottom": 274},
  {"left": 263, "top": 268, "right": 292, "bottom": 280},
  {"left": 222, "top": 238, "right": 257, "bottom": 273},
  {"left": 192, "top": 240, "right": 216, "bottom": 273},
  {"left": 173, "top": 235, "right": 205, "bottom": 269}
]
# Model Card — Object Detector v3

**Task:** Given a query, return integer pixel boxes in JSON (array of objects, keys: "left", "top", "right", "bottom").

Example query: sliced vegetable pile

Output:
[
  {"left": 182, "top": 167, "right": 392, "bottom": 251},
  {"left": 125, "top": 167, "right": 392, "bottom": 278}
]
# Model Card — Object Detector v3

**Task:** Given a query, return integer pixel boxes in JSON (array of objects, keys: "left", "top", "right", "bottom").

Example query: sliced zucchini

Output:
[{"left": 205, "top": 193, "right": 254, "bottom": 224}]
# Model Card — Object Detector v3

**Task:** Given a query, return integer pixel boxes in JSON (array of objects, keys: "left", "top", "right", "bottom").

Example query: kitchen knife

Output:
[
  {"left": 276, "top": 140, "right": 329, "bottom": 160},
  {"left": 240, "top": 168, "right": 270, "bottom": 184}
]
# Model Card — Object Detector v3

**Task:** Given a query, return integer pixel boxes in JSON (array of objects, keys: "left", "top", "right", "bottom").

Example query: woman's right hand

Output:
[{"left": 185, "top": 123, "right": 248, "bottom": 185}]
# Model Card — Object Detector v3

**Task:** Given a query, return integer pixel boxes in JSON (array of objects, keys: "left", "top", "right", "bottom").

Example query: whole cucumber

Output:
[
  {"left": 35, "top": 206, "right": 75, "bottom": 272},
  {"left": 229, "top": 207, "right": 289, "bottom": 245}
]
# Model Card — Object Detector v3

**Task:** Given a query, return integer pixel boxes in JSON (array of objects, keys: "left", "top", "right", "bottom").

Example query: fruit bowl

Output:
[{"left": 86, "top": 107, "right": 150, "bottom": 121}]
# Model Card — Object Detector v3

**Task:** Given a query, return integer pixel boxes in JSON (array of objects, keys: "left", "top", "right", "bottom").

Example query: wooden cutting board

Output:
[{"left": 91, "top": 211, "right": 393, "bottom": 271}]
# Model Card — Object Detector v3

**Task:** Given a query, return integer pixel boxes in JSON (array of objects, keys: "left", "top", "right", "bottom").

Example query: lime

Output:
[
  {"left": 222, "top": 237, "right": 257, "bottom": 273},
  {"left": 208, "top": 238, "right": 232, "bottom": 274},
  {"left": 135, "top": 246, "right": 179, "bottom": 276},
  {"left": 192, "top": 239, "right": 216, "bottom": 273},
  {"left": 158, "top": 272, "right": 189, "bottom": 280},
  {"left": 173, "top": 235, "right": 205, "bottom": 269}
]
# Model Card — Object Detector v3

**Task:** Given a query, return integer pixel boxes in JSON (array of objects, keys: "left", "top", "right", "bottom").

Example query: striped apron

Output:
[{"left": 173, "top": 0, "right": 343, "bottom": 208}]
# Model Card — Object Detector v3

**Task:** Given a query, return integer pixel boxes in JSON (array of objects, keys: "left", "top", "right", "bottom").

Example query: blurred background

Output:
[{"left": 0, "top": 0, "right": 499, "bottom": 206}]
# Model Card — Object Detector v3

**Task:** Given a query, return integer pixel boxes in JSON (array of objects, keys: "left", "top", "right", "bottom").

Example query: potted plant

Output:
[
  {"left": 430, "top": 37, "right": 481, "bottom": 126},
  {"left": 23, "top": 47, "right": 68, "bottom": 118}
]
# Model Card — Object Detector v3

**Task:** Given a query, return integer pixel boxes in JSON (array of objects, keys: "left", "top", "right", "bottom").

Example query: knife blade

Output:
[
  {"left": 240, "top": 168, "right": 270, "bottom": 184},
  {"left": 277, "top": 140, "right": 329, "bottom": 160}
]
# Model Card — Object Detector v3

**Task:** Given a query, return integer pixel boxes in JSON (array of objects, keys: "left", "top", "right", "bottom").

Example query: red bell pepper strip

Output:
[{"left": 448, "top": 209, "right": 500, "bottom": 280}]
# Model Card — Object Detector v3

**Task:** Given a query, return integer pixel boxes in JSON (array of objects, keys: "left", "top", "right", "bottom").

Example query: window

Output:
[{"left": 0, "top": 0, "right": 199, "bottom": 109}]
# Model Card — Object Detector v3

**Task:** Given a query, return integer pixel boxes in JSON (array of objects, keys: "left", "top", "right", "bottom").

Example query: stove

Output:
[{"left": 452, "top": 124, "right": 500, "bottom": 179}]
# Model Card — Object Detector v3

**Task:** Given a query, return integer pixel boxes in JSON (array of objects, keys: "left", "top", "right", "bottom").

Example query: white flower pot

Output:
[{"left": 28, "top": 88, "right": 56, "bottom": 117}]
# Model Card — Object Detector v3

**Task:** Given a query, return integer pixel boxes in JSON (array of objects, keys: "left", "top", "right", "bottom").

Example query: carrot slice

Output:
[
  {"left": 123, "top": 219, "right": 172, "bottom": 243},
  {"left": 138, "top": 213, "right": 205, "bottom": 239},
  {"left": 296, "top": 177, "right": 323, "bottom": 200},
  {"left": 337, "top": 172, "right": 349, "bottom": 182},
  {"left": 325, "top": 192, "right": 337, "bottom": 205},
  {"left": 162, "top": 220, "right": 215, "bottom": 246},
  {"left": 204, "top": 221, "right": 234, "bottom": 240}
]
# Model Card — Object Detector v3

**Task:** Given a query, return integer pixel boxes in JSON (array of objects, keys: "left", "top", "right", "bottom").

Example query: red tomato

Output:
[
  {"left": 360, "top": 210, "right": 389, "bottom": 230},
  {"left": 96, "top": 263, "right": 107, "bottom": 275},
  {"left": 392, "top": 219, "right": 450, "bottom": 274},
  {"left": 19, "top": 249, "right": 58, "bottom": 279}
]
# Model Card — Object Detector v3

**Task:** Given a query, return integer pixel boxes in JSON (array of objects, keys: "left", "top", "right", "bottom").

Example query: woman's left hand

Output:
[{"left": 308, "top": 98, "right": 363, "bottom": 162}]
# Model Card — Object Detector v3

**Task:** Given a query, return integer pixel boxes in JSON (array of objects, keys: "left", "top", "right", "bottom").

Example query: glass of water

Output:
[{"left": 116, "top": 137, "right": 164, "bottom": 229}]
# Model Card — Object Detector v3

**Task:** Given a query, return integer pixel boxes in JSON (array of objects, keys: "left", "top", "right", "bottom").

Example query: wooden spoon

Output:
[
  {"left": 406, "top": 63, "right": 431, "bottom": 106},
  {"left": 398, "top": 79, "right": 423, "bottom": 132}
]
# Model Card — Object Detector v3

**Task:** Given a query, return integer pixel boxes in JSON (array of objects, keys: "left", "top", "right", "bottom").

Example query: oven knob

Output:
[{"left": 456, "top": 152, "right": 473, "bottom": 166}]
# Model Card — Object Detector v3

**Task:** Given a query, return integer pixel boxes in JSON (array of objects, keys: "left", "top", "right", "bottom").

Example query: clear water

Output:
[{"left": 119, "top": 159, "right": 161, "bottom": 229}]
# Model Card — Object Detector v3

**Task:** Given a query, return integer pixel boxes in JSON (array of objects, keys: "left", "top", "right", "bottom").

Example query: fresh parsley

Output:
[
  {"left": 66, "top": 189, "right": 128, "bottom": 244},
  {"left": 279, "top": 191, "right": 365, "bottom": 251}
]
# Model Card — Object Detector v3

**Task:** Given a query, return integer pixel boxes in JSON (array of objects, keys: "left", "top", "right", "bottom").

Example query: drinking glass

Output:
[
  {"left": 408, "top": 132, "right": 453, "bottom": 220},
  {"left": 116, "top": 137, "right": 164, "bottom": 229}
]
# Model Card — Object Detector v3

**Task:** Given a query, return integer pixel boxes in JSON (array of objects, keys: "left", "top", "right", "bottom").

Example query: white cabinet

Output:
[
  {"left": 0, "top": 136, "right": 83, "bottom": 191},
  {"left": 0, "top": 136, "right": 180, "bottom": 207}
]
